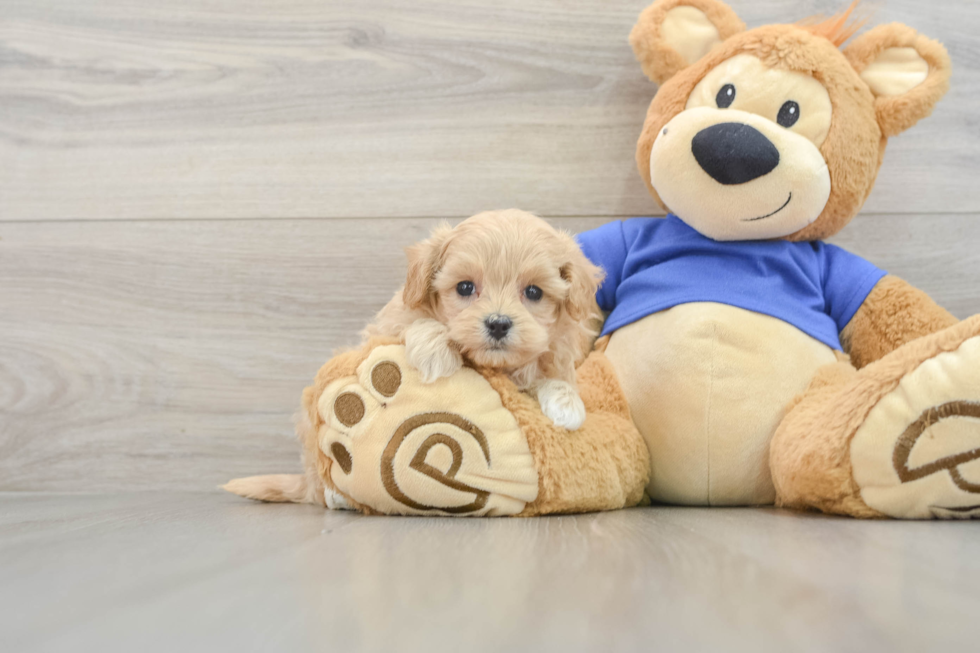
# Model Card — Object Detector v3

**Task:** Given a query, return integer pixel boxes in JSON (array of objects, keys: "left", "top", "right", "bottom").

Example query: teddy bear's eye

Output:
[
  {"left": 777, "top": 101, "right": 800, "bottom": 128},
  {"left": 716, "top": 84, "right": 736, "bottom": 109}
]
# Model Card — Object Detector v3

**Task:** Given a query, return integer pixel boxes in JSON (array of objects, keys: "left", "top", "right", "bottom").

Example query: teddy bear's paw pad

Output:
[
  {"left": 316, "top": 345, "right": 539, "bottom": 516},
  {"left": 851, "top": 335, "right": 980, "bottom": 519}
]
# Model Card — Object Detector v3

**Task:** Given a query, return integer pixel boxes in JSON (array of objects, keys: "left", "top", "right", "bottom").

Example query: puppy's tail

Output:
[{"left": 222, "top": 473, "right": 317, "bottom": 504}]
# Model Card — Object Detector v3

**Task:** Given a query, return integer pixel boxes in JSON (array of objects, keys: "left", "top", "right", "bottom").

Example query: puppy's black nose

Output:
[
  {"left": 691, "top": 122, "right": 779, "bottom": 185},
  {"left": 485, "top": 315, "right": 512, "bottom": 341}
]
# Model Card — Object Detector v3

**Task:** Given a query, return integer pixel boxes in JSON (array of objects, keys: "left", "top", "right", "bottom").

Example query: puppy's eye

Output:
[
  {"left": 524, "top": 285, "right": 543, "bottom": 301},
  {"left": 777, "top": 101, "right": 800, "bottom": 128},
  {"left": 716, "top": 84, "right": 735, "bottom": 109},
  {"left": 456, "top": 281, "right": 475, "bottom": 297}
]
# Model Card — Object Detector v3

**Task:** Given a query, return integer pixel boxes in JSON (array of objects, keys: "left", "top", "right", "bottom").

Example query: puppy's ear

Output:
[
  {"left": 403, "top": 223, "right": 454, "bottom": 310},
  {"left": 630, "top": 0, "right": 745, "bottom": 85},
  {"left": 844, "top": 23, "right": 951, "bottom": 137},
  {"left": 559, "top": 233, "right": 604, "bottom": 322}
]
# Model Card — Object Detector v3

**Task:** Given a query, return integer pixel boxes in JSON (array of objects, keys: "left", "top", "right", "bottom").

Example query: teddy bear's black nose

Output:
[{"left": 691, "top": 122, "right": 780, "bottom": 185}]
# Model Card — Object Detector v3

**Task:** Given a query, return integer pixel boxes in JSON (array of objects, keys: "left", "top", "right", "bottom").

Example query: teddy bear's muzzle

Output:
[{"left": 649, "top": 107, "right": 830, "bottom": 241}]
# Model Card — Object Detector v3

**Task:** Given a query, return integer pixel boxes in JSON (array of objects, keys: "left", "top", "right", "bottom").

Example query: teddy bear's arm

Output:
[{"left": 840, "top": 275, "right": 957, "bottom": 369}]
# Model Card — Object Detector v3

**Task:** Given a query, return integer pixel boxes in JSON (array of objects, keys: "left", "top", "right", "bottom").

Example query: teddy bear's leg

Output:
[
  {"left": 771, "top": 315, "right": 980, "bottom": 519},
  {"left": 307, "top": 343, "right": 649, "bottom": 517}
]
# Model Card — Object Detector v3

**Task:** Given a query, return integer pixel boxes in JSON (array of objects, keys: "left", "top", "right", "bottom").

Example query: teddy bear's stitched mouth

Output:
[{"left": 741, "top": 192, "right": 792, "bottom": 222}]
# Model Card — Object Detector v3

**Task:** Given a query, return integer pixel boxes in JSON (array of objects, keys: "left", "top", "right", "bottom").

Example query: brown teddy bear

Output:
[
  {"left": 574, "top": 0, "right": 980, "bottom": 519},
  {"left": 228, "top": 0, "right": 980, "bottom": 519}
]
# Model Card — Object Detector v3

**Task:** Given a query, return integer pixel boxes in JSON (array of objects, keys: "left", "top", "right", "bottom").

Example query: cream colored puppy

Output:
[{"left": 363, "top": 209, "right": 604, "bottom": 430}]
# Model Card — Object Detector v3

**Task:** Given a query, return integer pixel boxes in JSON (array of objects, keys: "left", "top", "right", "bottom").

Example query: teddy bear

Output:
[
  {"left": 227, "top": 0, "right": 980, "bottom": 519},
  {"left": 573, "top": 0, "right": 980, "bottom": 519}
]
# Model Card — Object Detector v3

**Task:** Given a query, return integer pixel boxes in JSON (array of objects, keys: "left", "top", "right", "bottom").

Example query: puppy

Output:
[{"left": 363, "top": 209, "right": 604, "bottom": 430}]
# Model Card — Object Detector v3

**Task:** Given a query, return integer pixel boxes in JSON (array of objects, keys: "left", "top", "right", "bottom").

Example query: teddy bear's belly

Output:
[{"left": 604, "top": 302, "right": 837, "bottom": 505}]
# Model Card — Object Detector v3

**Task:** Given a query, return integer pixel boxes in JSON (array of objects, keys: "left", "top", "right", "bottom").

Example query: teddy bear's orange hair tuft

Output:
[{"left": 798, "top": 0, "right": 869, "bottom": 48}]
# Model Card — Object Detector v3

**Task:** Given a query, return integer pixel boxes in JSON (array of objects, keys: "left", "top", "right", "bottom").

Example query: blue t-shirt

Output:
[{"left": 575, "top": 215, "right": 886, "bottom": 350}]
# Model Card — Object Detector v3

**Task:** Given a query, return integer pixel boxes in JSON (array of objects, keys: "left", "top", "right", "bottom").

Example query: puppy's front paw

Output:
[
  {"left": 537, "top": 379, "right": 586, "bottom": 431},
  {"left": 405, "top": 319, "right": 463, "bottom": 384}
]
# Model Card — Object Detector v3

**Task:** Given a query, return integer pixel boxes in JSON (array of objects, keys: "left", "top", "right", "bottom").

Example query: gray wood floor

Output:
[
  {"left": 3, "top": 492, "right": 980, "bottom": 653},
  {"left": 3, "top": 1, "right": 980, "bottom": 651}
]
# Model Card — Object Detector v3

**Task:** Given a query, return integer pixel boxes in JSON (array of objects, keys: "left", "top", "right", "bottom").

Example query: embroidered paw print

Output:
[
  {"left": 851, "top": 333, "right": 980, "bottom": 518},
  {"left": 316, "top": 345, "right": 539, "bottom": 516},
  {"left": 327, "top": 360, "right": 402, "bottom": 477}
]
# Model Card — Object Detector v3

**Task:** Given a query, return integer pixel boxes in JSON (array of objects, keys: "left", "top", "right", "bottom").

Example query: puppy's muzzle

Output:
[{"left": 485, "top": 315, "right": 513, "bottom": 341}]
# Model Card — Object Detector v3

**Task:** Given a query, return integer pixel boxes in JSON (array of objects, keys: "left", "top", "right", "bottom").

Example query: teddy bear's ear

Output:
[
  {"left": 630, "top": 0, "right": 745, "bottom": 85},
  {"left": 844, "top": 23, "right": 951, "bottom": 137}
]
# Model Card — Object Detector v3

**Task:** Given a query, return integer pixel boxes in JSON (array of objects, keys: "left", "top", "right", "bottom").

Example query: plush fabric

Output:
[
  {"left": 841, "top": 275, "right": 959, "bottom": 369},
  {"left": 605, "top": 303, "right": 836, "bottom": 505},
  {"left": 850, "top": 335, "right": 980, "bottom": 518},
  {"left": 630, "top": 0, "right": 745, "bottom": 85},
  {"left": 485, "top": 351, "right": 650, "bottom": 516},
  {"left": 312, "top": 343, "right": 540, "bottom": 516},
  {"left": 771, "top": 317, "right": 980, "bottom": 518},
  {"left": 845, "top": 23, "right": 952, "bottom": 137}
]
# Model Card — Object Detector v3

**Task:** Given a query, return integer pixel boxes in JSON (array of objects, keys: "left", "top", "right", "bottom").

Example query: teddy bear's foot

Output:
[
  {"left": 315, "top": 345, "right": 539, "bottom": 516},
  {"left": 772, "top": 316, "right": 980, "bottom": 519},
  {"left": 849, "top": 321, "right": 980, "bottom": 519}
]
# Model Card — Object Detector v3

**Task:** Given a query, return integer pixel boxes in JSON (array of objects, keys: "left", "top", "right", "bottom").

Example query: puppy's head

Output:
[{"left": 403, "top": 209, "right": 603, "bottom": 370}]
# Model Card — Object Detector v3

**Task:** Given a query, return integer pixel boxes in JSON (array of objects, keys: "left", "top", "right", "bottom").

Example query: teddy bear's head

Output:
[{"left": 631, "top": 0, "right": 950, "bottom": 241}]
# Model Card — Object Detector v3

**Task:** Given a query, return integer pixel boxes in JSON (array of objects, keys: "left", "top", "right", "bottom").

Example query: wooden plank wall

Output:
[{"left": 1, "top": 0, "right": 978, "bottom": 491}]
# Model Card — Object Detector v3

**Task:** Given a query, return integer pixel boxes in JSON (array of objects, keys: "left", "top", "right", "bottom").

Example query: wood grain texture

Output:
[
  {"left": 3, "top": 493, "right": 980, "bottom": 652},
  {"left": 1, "top": 215, "right": 978, "bottom": 492},
  {"left": 2, "top": 0, "right": 979, "bottom": 221}
]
